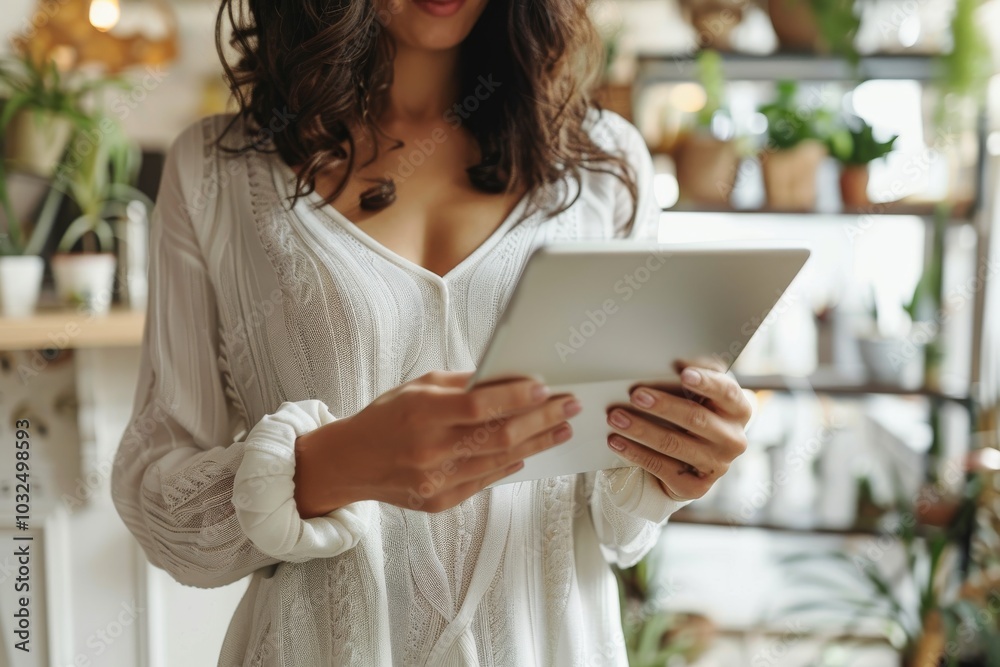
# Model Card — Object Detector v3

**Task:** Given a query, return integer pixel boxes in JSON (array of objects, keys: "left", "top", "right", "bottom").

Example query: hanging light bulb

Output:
[{"left": 89, "top": 0, "right": 121, "bottom": 32}]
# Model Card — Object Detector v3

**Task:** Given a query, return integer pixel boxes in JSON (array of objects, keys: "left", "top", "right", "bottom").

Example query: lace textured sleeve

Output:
[{"left": 111, "top": 123, "right": 373, "bottom": 588}]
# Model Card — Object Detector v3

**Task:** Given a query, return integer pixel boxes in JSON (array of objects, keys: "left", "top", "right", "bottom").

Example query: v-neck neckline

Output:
[{"left": 271, "top": 156, "right": 532, "bottom": 285}]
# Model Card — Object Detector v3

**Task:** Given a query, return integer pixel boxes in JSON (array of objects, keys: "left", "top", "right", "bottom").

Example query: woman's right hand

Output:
[{"left": 293, "top": 371, "right": 580, "bottom": 518}]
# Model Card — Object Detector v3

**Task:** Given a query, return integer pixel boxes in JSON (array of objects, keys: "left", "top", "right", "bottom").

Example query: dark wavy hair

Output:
[{"left": 215, "top": 0, "right": 638, "bottom": 227}]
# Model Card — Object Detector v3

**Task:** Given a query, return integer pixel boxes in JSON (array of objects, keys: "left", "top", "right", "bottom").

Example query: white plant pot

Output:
[
  {"left": 857, "top": 335, "right": 925, "bottom": 389},
  {"left": 51, "top": 253, "right": 117, "bottom": 315},
  {"left": 3, "top": 109, "right": 75, "bottom": 177},
  {"left": 0, "top": 255, "right": 45, "bottom": 318}
]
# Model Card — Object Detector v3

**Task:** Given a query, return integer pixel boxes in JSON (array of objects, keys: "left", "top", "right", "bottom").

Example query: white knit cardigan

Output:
[{"left": 111, "top": 112, "right": 686, "bottom": 666}]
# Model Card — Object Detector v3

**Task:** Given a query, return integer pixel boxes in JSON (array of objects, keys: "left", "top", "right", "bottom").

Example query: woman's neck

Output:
[{"left": 385, "top": 42, "right": 461, "bottom": 124}]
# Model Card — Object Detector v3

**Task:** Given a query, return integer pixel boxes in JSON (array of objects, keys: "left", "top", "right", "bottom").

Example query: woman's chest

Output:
[
  {"left": 326, "top": 186, "right": 528, "bottom": 281},
  {"left": 208, "top": 156, "right": 615, "bottom": 417}
]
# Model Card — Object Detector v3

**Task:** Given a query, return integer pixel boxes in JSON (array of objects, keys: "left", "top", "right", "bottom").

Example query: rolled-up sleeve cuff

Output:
[
  {"left": 233, "top": 400, "right": 375, "bottom": 563},
  {"left": 598, "top": 466, "right": 692, "bottom": 524}
]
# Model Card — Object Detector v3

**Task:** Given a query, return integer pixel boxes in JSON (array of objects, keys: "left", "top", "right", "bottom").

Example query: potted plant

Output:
[
  {"left": 905, "top": 205, "right": 949, "bottom": 391},
  {"left": 678, "top": 0, "right": 747, "bottom": 51},
  {"left": 592, "top": 8, "right": 634, "bottom": 121},
  {"left": 50, "top": 115, "right": 151, "bottom": 315},
  {"left": 757, "top": 80, "right": 838, "bottom": 211},
  {"left": 673, "top": 50, "right": 741, "bottom": 206},
  {"left": 857, "top": 286, "right": 927, "bottom": 389},
  {"left": 767, "top": 0, "right": 861, "bottom": 64},
  {"left": 0, "top": 54, "right": 107, "bottom": 177},
  {"left": 778, "top": 519, "right": 979, "bottom": 666},
  {"left": 829, "top": 117, "right": 898, "bottom": 209},
  {"left": 948, "top": 455, "right": 1000, "bottom": 663},
  {"left": 932, "top": 0, "right": 990, "bottom": 206},
  {"left": 614, "top": 557, "right": 716, "bottom": 666},
  {"left": 934, "top": 0, "right": 991, "bottom": 129},
  {"left": 777, "top": 457, "right": 999, "bottom": 667},
  {"left": 0, "top": 166, "right": 46, "bottom": 317}
]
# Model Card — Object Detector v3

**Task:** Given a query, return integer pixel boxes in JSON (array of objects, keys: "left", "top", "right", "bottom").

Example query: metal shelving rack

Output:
[
  {"left": 632, "top": 51, "right": 998, "bottom": 544},
  {"left": 636, "top": 52, "right": 944, "bottom": 83}
]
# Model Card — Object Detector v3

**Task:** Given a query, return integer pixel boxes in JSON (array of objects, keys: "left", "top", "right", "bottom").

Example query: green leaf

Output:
[
  {"left": 937, "top": 0, "right": 990, "bottom": 101},
  {"left": 0, "top": 150, "right": 22, "bottom": 252},
  {"left": 0, "top": 91, "right": 32, "bottom": 132},
  {"left": 695, "top": 50, "right": 727, "bottom": 129},
  {"left": 107, "top": 183, "right": 154, "bottom": 211},
  {"left": 810, "top": 0, "right": 861, "bottom": 66},
  {"left": 758, "top": 80, "right": 836, "bottom": 150},
  {"left": 22, "top": 180, "right": 65, "bottom": 256},
  {"left": 635, "top": 612, "right": 674, "bottom": 657},
  {"left": 92, "top": 218, "right": 115, "bottom": 252},
  {"left": 776, "top": 596, "right": 893, "bottom": 621},
  {"left": 833, "top": 121, "right": 898, "bottom": 165},
  {"left": 59, "top": 214, "right": 98, "bottom": 252}
]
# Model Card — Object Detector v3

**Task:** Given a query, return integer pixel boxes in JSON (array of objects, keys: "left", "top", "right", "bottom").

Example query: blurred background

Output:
[{"left": 0, "top": 0, "right": 998, "bottom": 665}]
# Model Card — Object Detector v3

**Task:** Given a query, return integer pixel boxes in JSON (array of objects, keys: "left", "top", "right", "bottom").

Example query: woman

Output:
[{"left": 112, "top": 0, "right": 752, "bottom": 664}]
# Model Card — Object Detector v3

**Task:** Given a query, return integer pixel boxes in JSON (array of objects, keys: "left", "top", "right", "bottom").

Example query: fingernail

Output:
[
  {"left": 564, "top": 399, "right": 582, "bottom": 418},
  {"left": 681, "top": 368, "right": 702, "bottom": 386},
  {"left": 506, "top": 461, "right": 525, "bottom": 473},
  {"left": 532, "top": 384, "right": 551, "bottom": 401},
  {"left": 608, "top": 435, "right": 626, "bottom": 451},
  {"left": 608, "top": 410, "right": 631, "bottom": 429},
  {"left": 631, "top": 390, "right": 655, "bottom": 408},
  {"left": 553, "top": 423, "right": 573, "bottom": 443}
]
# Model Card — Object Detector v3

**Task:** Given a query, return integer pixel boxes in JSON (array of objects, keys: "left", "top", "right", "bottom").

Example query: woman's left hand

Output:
[{"left": 606, "top": 367, "right": 752, "bottom": 502}]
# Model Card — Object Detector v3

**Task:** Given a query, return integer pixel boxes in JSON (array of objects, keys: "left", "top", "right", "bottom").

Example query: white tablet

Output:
[{"left": 469, "top": 241, "right": 811, "bottom": 485}]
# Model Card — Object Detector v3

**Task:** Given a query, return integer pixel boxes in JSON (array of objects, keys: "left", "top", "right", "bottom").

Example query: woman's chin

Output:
[
  {"left": 383, "top": 0, "right": 488, "bottom": 51},
  {"left": 400, "top": 30, "right": 469, "bottom": 52}
]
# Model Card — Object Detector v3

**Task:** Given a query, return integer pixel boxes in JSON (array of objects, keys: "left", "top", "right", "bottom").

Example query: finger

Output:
[
  {"left": 607, "top": 434, "right": 715, "bottom": 501},
  {"left": 675, "top": 367, "right": 752, "bottom": 422},
  {"left": 672, "top": 356, "right": 727, "bottom": 375},
  {"left": 487, "top": 395, "right": 580, "bottom": 453},
  {"left": 445, "top": 421, "right": 574, "bottom": 484},
  {"left": 417, "top": 370, "right": 475, "bottom": 389},
  {"left": 432, "top": 378, "right": 553, "bottom": 425},
  {"left": 606, "top": 407, "right": 724, "bottom": 474},
  {"left": 623, "top": 388, "right": 745, "bottom": 458},
  {"left": 426, "top": 460, "right": 527, "bottom": 512},
  {"left": 447, "top": 394, "right": 576, "bottom": 457}
]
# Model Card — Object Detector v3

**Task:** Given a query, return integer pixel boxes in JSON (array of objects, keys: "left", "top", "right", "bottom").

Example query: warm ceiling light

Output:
[
  {"left": 15, "top": 0, "right": 179, "bottom": 72},
  {"left": 89, "top": 0, "right": 121, "bottom": 32},
  {"left": 670, "top": 83, "right": 708, "bottom": 114}
]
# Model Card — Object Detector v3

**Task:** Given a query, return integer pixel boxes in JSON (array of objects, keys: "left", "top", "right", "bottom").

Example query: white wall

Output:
[{"left": 7, "top": 348, "right": 247, "bottom": 667}]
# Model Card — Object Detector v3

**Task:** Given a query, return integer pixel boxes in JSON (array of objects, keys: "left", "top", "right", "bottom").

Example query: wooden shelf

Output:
[
  {"left": 736, "top": 372, "right": 972, "bottom": 404},
  {"left": 0, "top": 307, "right": 145, "bottom": 351},
  {"left": 670, "top": 508, "right": 881, "bottom": 537},
  {"left": 661, "top": 200, "right": 975, "bottom": 222}
]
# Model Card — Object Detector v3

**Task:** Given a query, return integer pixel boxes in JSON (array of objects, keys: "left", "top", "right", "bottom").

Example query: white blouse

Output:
[{"left": 111, "top": 111, "right": 686, "bottom": 667}]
